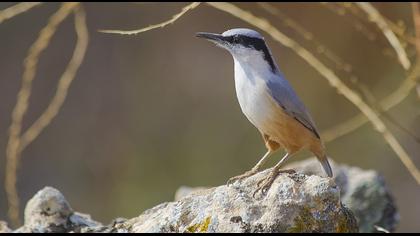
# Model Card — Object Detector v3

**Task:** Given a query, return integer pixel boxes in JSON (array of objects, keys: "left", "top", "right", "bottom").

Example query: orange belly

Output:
[{"left": 260, "top": 93, "right": 324, "bottom": 156}]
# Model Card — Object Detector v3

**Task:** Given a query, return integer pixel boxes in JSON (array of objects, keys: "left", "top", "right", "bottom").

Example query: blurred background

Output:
[{"left": 0, "top": 2, "right": 419, "bottom": 232}]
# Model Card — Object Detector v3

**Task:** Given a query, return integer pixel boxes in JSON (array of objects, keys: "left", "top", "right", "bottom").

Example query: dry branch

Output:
[
  {"left": 205, "top": 2, "right": 420, "bottom": 185},
  {"left": 0, "top": 2, "right": 42, "bottom": 24},
  {"left": 325, "top": 2, "right": 420, "bottom": 142},
  {"left": 413, "top": 2, "right": 420, "bottom": 56},
  {"left": 412, "top": 2, "right": 420, "bottom": 98},
  {"left": 20, "top": 6, "right": 89, "bottom": 150},
  {"left": 98, "top": 2, "right": 200, "bottom": 35},
  {"left": 4, "top": 2, "right": 82, "bottom": 227},
  {"left": 258, "top": 3, "right": 354, "bottom": 76},
  {"left": 356, "top": 2, "right": 411, "bottom": 70},
  {"left": 322, "top": 63, "right": 420, "bottom": 142},
  {"left": 323, "top": 3, "right": 417, "bottom": 53}
]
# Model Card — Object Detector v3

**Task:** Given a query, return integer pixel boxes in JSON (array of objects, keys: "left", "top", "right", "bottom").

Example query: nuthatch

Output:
[{"left": 196, "top": 28, "right": 333, "bottom": 195}]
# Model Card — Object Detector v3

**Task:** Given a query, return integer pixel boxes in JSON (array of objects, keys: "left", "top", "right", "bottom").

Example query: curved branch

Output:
[
  {"left": 20, "top": 5, "right": 89, "bottom": 151},
  {"left": 4, "top": 2, "right": 80, "bottom": 227},
  {"left": 0, "top": 2, "right": 42, "bottom": 24},
  {"left": 98, "top": 2, "right": 200, "bottom": 35}
]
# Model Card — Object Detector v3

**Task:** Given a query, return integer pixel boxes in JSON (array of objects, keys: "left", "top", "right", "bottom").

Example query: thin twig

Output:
[
  {"left": 0, "top": 2, "right": 42, "bottom": 24},
  {"left": 324, "top": 2, "right": 420, "bottom": 142},
  {"left": 347, "top": 65, "right": 420, "bottom": 144},
  {"left": 205, "top": 2, "right": 420, "bottom": 185},
  {"left": 20, "top": 6, "right": 89, "bottom": 151},
  {"left": 412, "top": 2, "right": 420, "bottom": 98},
  {"left": 258, "top": 3, "right": 354, "bottom": 75},
  {"left": 357, "top": 2, "right": 411, "bottom": 70},
  {"left": 335, "top": 3, "right": 418, "bottom": 46},
  {"left": 311, "top": 3, "right": 420, "bottom": 174},
  {"left": 381, "top": 112, "right": 420, "bottom": 144},
  {"left": 98, "top": 2, "right": 200, "bottom": 35},
  {"left": 4, "top": 2, "right": 79, "bottom": 227},
  {"left": 384, "top": 19, "right": 417, "bottom": 46},
  {"left": 412, "top": 2, "right": 420, "bottom": 56},
  {"left": 321, "top": 3, "right": 379, "bottom": 42},
  {"left": 323, "top": 63, "right": 420, "bottom": 142}
]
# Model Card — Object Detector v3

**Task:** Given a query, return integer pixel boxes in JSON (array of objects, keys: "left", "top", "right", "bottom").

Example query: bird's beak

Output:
[{"left": 196, "top": 32, "right": 226, "bottom": 43}]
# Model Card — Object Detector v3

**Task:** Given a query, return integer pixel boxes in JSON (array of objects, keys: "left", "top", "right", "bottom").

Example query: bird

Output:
[{"left": 196, "top": 28, "right": 333, "bottom": 196}]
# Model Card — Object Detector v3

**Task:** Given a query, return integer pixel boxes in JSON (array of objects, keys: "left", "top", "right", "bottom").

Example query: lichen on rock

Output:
[
  {"left": 285, "top": 158, "right": 399, "bottom": 233},
  {"left": 124, "top": 171, "right": 358, "bottom": 233},
  {"left": 1, "top": 158, "right": 398, "bottom": 233}
]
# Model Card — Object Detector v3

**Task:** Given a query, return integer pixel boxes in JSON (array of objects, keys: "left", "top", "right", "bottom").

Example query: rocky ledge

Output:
[{"left": 0, "top": 158, "right": 398, "bottom": 233}]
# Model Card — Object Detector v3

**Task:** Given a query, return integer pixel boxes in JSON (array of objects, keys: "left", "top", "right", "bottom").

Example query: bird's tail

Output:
[{"left": 317, "top": 155, "right": 333, "bottom": 178}]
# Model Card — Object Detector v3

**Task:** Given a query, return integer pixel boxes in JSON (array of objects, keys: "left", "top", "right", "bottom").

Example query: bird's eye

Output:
[{"left": 233, "top": 35, "right": 240, "bottom": 44}]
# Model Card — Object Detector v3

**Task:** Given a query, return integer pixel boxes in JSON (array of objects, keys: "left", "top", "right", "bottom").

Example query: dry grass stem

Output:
[
  {"left": 4, "top": 2, "right": 80, "bottom": 226},
  {"left": 98, "top": 2, "right": 200, "bottom": 35},
  {"left": 357, "top": 2, "right": 411, "bottom": 70},
  {"left": 206, "top": 2, "right": 420, "bottom": 185},
  {"left": 0, "top": 2, "right": 42, "bottom": 24}
]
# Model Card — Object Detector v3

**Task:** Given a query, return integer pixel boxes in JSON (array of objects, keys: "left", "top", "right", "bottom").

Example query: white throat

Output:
[
  {"left": 232, "top": 50, "right": 275, "bottom": 83},
  {"left": 232, "top": 52, "right": 279, "bottom": 130}
]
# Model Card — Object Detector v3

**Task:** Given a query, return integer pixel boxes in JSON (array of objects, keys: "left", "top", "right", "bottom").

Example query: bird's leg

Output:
[
  {"left": 227, "top": 150, "right": 272, "bottom": 185},
  {"left": 253, "top": 153, "right": 295, "bottom": 197}
]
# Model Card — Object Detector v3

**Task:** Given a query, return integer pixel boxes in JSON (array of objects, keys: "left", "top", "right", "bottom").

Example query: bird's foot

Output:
[
  {"left": 253, "top": 168, "right": 295, "bottom": 198},
  {"left": 227, "top": 168, "right": 259, "bottom": 186}
]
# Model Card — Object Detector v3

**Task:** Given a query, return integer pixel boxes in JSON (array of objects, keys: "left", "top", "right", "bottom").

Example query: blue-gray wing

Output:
[{"left": 266, "top": 79, "right": 321, "bottom": 139}]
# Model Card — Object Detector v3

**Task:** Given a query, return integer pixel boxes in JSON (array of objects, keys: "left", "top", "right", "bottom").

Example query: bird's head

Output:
[{"left": 196, "top": 28, "right": 276, "bottom": 72}]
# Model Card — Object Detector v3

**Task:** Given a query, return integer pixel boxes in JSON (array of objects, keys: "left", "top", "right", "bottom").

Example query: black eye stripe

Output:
[{"left": 228, "top": 35, "right": 276, "bottom": 72}]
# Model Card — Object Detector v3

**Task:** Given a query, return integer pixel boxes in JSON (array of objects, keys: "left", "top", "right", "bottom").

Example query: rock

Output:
[
  {"left": 2, "top": 158, "right": 397, "bottom": 233},
  {"left": 123, "top": 170, "right": 358, "bottom": 233},
  {"left": 285, "top": 158, "right": 399, "bottom": 233},
  {"left": 14, "top": 187, "right": 102, "bottom": 233},
  {"left": 68, "top": 212, "right": 103, "bottom": 233},
  {"left": 174, "top": 186, "right": 210, "bottom": 201},
  {"left": 0, "top": 221, "right": 11, "bottom": 233},
  {"left": 172, "top": 158, "right": 398, "bottom": 233}
]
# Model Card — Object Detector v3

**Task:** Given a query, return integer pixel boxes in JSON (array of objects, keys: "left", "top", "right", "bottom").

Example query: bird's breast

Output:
[{"left": 234, "top": 66, "right": 274, "bottom": 131}]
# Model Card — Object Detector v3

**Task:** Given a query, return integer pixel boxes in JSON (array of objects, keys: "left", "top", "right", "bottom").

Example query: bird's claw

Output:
[
  {"left": 226, "top": 177, "right": 239, "bottom": 186},
  {"left": 253, "top": 175, "right": 276, "bottom": 198},
  {"left": 252, "top": 169, "right": 296, "bottom": 198},
  {"left": 226, "top": 169, "right": 258, "bottom": 186}
]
